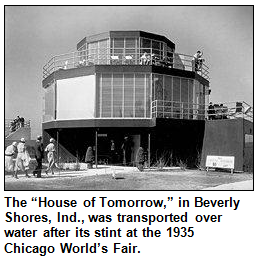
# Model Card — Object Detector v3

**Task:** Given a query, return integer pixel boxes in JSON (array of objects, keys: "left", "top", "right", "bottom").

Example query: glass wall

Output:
[
  {"left": 110, "top": 38, "right": 139, "bottom": 64},
  {"left": 96, "top": 72, "right": 206, "bottom": 120},
  {"left": 43, "top": 81, "right": 56, "bottom": 122},
  {"left": 152, "top": 74, "right": 206, "bottom": 119},
  {"left": 78, "top": 36, "right": 173, "bottom": 66},
  {"left": 140, "top": 37, "right": 165, "bottom": 61},
  {"left": 96, "top": 73, "right": 151, "bottom": 118},
  {"left": 87, "top": 39, "right": 109, "bottom": 65}
]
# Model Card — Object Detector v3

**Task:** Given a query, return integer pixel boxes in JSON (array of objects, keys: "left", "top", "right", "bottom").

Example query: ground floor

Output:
[
  {"left": 42, "top": 117, "right": 253, "bottom": 172},
  {"left": 43, "top": 118, "right": 205, "bottom": 168}
]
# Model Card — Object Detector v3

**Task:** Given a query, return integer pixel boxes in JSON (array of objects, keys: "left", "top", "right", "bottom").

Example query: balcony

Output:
[
  {"left": 43, "top": 49, "right": 209, "bottom": 81},
  {"left": 151, "top": 100, "right": 253, "bottom": 122}
]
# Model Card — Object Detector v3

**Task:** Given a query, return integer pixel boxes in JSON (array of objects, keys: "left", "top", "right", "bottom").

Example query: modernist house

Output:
[{"left": 42, "top": 30, "right": 252, "bottom": 170}]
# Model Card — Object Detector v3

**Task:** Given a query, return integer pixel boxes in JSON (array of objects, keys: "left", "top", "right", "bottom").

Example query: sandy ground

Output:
[
  {"left": 5, "top": 165, "right": 253, "bottom": 191},
  {"left": 204, "top": 180, "right": 253, "bottom": 190}
]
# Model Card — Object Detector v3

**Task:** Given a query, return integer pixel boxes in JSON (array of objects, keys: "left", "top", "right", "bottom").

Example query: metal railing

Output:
[
  {"left": 43, "top": 48, "right": 209, "bottom": 80},
  {"left": 5, "top": 119, "right": 31, "bottom": 137},
  {"left": 151, "top": 100, "right": 253, "bottom": 122}
]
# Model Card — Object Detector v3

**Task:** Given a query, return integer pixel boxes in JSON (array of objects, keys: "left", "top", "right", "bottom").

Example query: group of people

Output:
[
  {"left": 140, "top": 52, "right": 161, "bottom": 65},
  {"left": 109, "top": 136, "right": 133, "bottom": 166},
  {"left": 5, "top": 137, "right": 58, "bottom": 179},
  {"left": 9, "top": 116, "right": 25, "bottom": 133},
  {"left": 208, "top": 102, "right": 228, "bottom": 120},
  {"left": 140, "top": 50, "right": 205, "bottom": 72}
]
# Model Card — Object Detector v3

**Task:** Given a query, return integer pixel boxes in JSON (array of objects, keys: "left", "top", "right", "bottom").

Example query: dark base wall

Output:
[
  {"left": 43, "top": 127, "right": 150, "bottom": 165},
  {"left": 43, "top": 118, "right": 205, "bottom": 167},
  {"left": 151, "top": 119, "right": 205, "bottom": 167},
  {"left": 43, "top": 118, "right": 253, "bottom": 171},
  {"left": 201, "top": 118, "right": 253, "bottom": 172}
]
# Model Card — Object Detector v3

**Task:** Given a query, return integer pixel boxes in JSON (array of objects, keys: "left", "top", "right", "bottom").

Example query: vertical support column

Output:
[
  {"left": 171, "top": 76, "right": 173, "bottom": 118},
  {"left": 54, "top": 80, "right": 57, "bottom": 120},
  {"left": 148, "top": 132, "right": 151, "bottom": 168},
  {"left": 95, "top": 129, "right": 98, "bottom": 169},
  {"left": 163, "top": 75, "right": 165, "bottom": 118},
  {"left": 122, "top": 73, "right": 124, "bottom": 118},
  {"left": 133, "top": 74, "right": 135, "bottom": 117},
  {"left": 56, "top": 129, "right": 59, "bottom": 164},
  {"left": 144, "top": 74, "right": 146, "bottom": 118},
  {"left": 100, "top": 74, "right": 102, "bottom": 117},
  {"left": 111, "top": 74, "right": 113, "bottom": 117},
  {"left": 187, "top": 79, "right": 190, "bottom": 119}
]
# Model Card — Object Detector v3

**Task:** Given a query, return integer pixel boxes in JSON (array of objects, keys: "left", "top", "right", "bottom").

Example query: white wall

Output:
[{"left": 56, "top": 75, "right": 95, "bottom": 120}]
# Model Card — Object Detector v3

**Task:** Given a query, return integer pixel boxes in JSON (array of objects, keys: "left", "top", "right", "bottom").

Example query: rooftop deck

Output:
[{"left": 43, "top": 49, "right": 209, "bottom": 80}]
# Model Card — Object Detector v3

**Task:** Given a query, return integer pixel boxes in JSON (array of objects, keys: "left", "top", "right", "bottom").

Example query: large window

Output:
[
  {"left": 77, "top": 36, "right": 173, "bottom": 66},
  {"left": 113, "top": 74, "right": 123, "bottom": 117},
  {"left": 110, "top": 38, "right": 138, "bottom": 65},
  {"left": 85, "top": 39, "right": 109, "bottom": 65},
  {"left": 43, "top": 81, "right": 55, "bottom": 122},
  {"left": 140, "top": 37, "right": 165, "bottom": 61},
  {"left": 101, "top": 74, "right": 112, "bottom": 117},
  {"left": 152, "top": 74, "right": 206, "bottom": 119},
  {"left": 96, "top": 73, "right": 151, "bottom": 118}
]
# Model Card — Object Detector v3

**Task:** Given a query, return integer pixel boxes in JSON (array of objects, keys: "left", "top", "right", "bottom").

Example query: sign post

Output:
[{"left": 95, "top": 130, "right": 98, "bottom": 169}]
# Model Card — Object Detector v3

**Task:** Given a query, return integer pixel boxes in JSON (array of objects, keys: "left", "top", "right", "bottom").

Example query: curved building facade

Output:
[{"left": 42, "top": 30, "right": 210, "bottom": 166}]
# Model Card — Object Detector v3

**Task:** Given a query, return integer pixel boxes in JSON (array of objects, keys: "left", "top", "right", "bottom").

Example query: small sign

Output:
[
  {"left": 97, "top": 134, "right": 108, "bottom": 137},
  {"left": 206, "top": 155, "right": 235, "bottom": 173}
]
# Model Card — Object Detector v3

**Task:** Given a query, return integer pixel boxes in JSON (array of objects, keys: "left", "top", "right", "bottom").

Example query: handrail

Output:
[
  {"left": 5, "top": 119, "right": 31, "bottom": 137},
  {"left": 151, "top": 100, "right": 253, "bottom": 122},
  {"left": 43, "top": 49, "right": 210, "bottom": 80}
]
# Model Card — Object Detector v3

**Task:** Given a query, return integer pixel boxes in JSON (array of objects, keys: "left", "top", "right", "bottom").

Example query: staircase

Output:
[{"left": 5, "top": 119, "right": 31, "bottom": 140}]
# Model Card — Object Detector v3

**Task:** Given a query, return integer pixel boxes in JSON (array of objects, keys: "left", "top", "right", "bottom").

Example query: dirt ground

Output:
[{"left": 4, "top": 166, "right": 254, "bottom": 191}]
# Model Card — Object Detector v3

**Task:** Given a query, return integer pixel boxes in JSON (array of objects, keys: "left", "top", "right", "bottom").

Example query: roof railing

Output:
[{"left": 43, "top": 48, "right": 209, "bottom": 80}]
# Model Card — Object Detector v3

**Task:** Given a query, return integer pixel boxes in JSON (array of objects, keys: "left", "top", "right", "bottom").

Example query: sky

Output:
[{"left": 5, "top": 6, "right": 253, "bottom": 138}]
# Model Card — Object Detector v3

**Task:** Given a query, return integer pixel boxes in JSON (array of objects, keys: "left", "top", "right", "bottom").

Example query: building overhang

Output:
[
  {"left": 42, "top": 118, "right": 206, "bottom": 131},
  {"left": 42, "top": 65, "right": 209, "bottom": 88},
  {"left": 43, "top": 118, "right": 155, "bottom": 130}
]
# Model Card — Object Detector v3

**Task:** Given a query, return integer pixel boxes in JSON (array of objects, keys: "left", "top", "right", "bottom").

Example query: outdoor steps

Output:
[{"left": 5, "top": 127, "right": 31, "bottom": 141}]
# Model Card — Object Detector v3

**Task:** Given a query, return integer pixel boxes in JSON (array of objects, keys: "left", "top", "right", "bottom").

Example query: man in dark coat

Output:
[
  {"left": 33, "top": 135, "right": 44, "bottom": 178},
  {"left": 121, "top": 136, "right": 133, "bottom": 166}
]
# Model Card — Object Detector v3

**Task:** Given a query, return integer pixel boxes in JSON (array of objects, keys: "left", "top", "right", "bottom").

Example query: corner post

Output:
[
  {"left": 148, "top": 132, "right": 151, "bottom": 168},
  {"left": 95, "top": 129, "right": 98, "bottom": 169}
]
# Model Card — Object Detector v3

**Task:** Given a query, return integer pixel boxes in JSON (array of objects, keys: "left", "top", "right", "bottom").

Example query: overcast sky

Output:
[{"left": 5, "top": 6, "right": 253, "bottom": 138}]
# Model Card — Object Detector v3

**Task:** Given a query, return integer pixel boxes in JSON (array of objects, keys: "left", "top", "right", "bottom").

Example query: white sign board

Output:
[
  {"left": 97, "top": 134, "right": 108, "bottom": 137},
  {"left": 206, "top": 155, "right": 235, "bottom": 171}
]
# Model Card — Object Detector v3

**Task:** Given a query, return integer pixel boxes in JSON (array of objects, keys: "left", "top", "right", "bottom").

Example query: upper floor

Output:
[{"left": 43, "top": 30, "right": 209, "bottom": 81}]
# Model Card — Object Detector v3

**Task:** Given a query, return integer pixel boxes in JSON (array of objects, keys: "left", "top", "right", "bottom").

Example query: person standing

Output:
[
  {"left": 5, "top": 142, "right": 17, "bottom": 176},
  {"left": 121, "top": 136, "right": 132, "bottom": 166},
  {"left": 45, "top": 138, "right": 56, "bottom": 175},
  {"left": 14, "top": 138, "right": 30, "bottom": 179},
  {"left": 192, "top": 51, "right": 203, "bottom": 72},
  {"left": 20, "top": 117, "right": 25, "bottom": 127},
  {"left": 33, "top": 135, "right": 44, "bottom": 178},
  {"left": 140, "top": 52, "right": 148, "bottom": 65},
  {"left": 16, "top": 116, "right": 21, "bottom": 128},
  {"left": 110, "top": 140, "right": 116, "bottom": 164}
]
